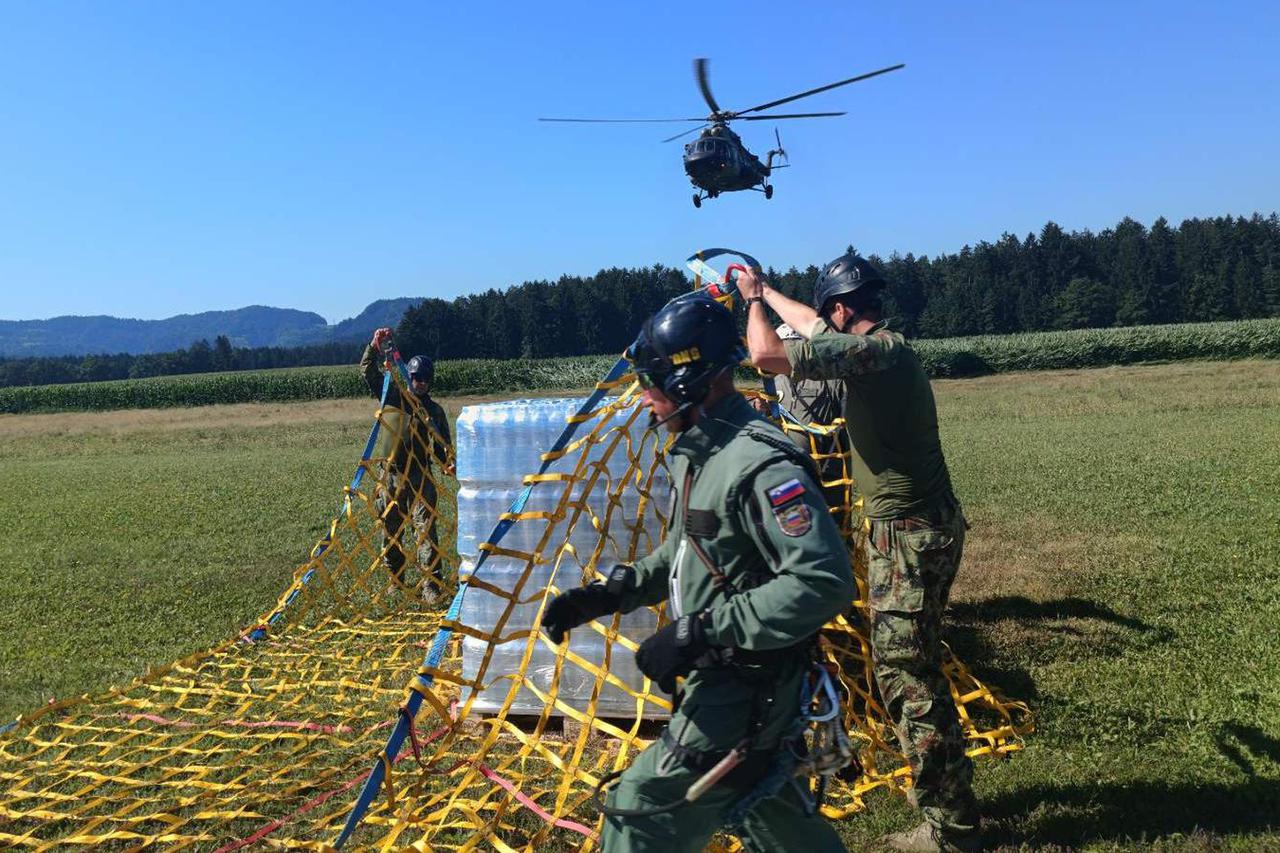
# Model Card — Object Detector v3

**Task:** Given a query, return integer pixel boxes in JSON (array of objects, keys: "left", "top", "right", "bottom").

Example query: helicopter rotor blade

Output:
[
  {"left": 661, "top": 125, "right": 708, "bottom": 143},
  {"left": 732, "top": 63, "right": 905, "bottom": 116},
  {"left": 694, "top": 58, "right": 722, "bottom": 115},
  {"left": 538, "top": 117, "right": 708, "bottom": 123},
  {"left": 738, "top": 111, "right": 846, "bottom": 120}
]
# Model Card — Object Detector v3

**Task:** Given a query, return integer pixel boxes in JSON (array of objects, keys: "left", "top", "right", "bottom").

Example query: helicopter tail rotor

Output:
[{"left": 766, "top": 128, "right": 788, "bottom": 170}]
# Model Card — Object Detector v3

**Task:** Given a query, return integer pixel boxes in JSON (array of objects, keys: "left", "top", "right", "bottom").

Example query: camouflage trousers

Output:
[
  {"left": 865, "top": 495, "right": 978, "bottom": 836},
  {"left": 375, "top": 468, "right": 441, "bottom": 584}
]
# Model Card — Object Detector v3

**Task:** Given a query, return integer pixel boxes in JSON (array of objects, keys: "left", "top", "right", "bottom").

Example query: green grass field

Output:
[{"left": 0, "top": 360, "right": 1277, "bottom": 849}]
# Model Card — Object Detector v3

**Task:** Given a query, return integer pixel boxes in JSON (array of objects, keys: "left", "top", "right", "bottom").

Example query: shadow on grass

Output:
[
  {"left": 1217, "top": 721, "right": 1280, "bottom": 777},
  {"left": 944, "top": 595, "right": 1177, "bottom": 699},
  {"left": 987, "top": 723, "right": 1280, "bottom": 847},
  {"left": 949, "top": 595, "right": 1172, "bottom": 641},
  {"left": 987, "top": 777, "right": 1280, "bottom": 847}
]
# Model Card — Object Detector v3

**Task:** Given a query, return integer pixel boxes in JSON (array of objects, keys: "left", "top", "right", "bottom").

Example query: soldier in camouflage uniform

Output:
[
  {"left": 362, "top": 328, "right": 454, "bottom": 589},
  {"left": 740, "top": 258, "right": 980, "bottom": 853},
  {"left": 540, "top": 295, "right": 855, "bottom": 852}
]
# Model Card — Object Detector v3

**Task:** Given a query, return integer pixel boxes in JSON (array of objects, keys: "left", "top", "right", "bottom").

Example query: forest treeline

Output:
[
  {"left": 0, "top": 338, "right": 363, "bottom": 389},
  {"left": 396, "top": 214, "right": 1280, "bottom": 358},
  {"left": 5, "top": 213, "right": 1278, "bottom": 388}
]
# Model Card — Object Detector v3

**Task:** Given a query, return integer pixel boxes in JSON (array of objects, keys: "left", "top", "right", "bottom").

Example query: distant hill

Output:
[
  {"left": 0, "top": 299, "right": 424, "bottom": 357},
  {"left": 278, "top": 298, "right": 425, "bottom": 347}
]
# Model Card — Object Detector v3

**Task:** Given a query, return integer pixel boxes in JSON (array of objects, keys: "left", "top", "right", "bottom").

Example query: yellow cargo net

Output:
[{"left": 0, "top": 360, "right": 1032, "bottom": 851}]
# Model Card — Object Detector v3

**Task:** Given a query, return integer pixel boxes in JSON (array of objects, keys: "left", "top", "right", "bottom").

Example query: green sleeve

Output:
[
  {"left": 705, "top": 464, "right": 856, "bottom": 650},
  {"left": 359, "top": 344, "right": 385, "bottom": 399},
  {"left": 787, "top": 327, "right": 904, "bottom": 381},
  {"left": 618, "top": 535, "right": 675, "bottom": 612},
  {"left": 617, "top": 461, "right": 683, "bottom": 612}
]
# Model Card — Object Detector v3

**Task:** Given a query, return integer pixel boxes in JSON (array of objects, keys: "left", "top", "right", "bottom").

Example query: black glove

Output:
[
  {"left": 636, "top": 612, "right": 712, "bottom": 694},
  {"left": 540, "top": 566, "right": 633, "bottom": 644}
]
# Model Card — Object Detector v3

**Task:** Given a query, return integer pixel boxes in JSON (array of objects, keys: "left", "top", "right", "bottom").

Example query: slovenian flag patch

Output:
[{"left": 767, "top": 478, "right": 806, "bottom": 507}]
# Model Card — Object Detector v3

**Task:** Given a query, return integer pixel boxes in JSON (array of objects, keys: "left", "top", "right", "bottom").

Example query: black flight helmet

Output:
[
  {"left": 812, "top": 253, "right": 886, "bottom": 317},
  {"left": 406, "top": 355, "right": 434, "bottom": 388},
  {"left": 626, "top": 294, "right": 746, "bottom": 409}
]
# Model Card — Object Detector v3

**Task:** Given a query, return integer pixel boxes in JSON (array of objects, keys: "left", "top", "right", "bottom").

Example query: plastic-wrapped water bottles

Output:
[{"left": 456, "top": 398, "right": 669, "bottom": 718}]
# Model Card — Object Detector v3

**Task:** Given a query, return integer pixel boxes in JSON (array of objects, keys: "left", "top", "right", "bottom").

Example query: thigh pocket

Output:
[
  {"left": 902, "top": 523, "right": 957, "bottom": 585},
  {"left": 680, "top": 690, "right": 756, "bottom": 754},
  {"left": 869, "top": 523, "right": 953, "bottom": 613}
]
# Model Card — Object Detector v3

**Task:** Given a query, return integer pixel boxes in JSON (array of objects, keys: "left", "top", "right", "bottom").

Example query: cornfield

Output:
[
  {"left": 914, "top": 317, "right": 1280, "bottom": 377},
  {"left": 2, "top": 320, "right": 1277, "bottom": 414}
]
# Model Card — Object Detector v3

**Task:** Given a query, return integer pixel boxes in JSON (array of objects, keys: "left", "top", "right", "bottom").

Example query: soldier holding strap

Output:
[{"left": 738, "top": 257, "right": 980, "bottom": 853}]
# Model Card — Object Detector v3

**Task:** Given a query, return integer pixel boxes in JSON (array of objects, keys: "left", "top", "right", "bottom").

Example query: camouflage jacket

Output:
[{"left": 786, "top": 321, "right": 953, "bottom": 520}]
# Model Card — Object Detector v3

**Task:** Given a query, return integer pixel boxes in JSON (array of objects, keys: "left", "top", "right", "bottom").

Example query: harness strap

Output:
[
  {"left": 681, "top": 467, "right": 740, "bottom": 601},
  {"left": 660, "top": 728, "right": 731, "bottom": 772}
]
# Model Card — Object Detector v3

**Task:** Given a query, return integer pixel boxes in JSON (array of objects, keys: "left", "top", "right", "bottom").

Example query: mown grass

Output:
[
  {"left": 0, "top": 360, "right": 1277, "bottom": 849},
  {"left": 2, "top": 318, "right": 1277, "bottom": 414}
]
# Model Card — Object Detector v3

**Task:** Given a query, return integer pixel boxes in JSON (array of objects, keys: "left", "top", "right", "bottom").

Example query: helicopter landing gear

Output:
[
  {"left": 764, "top": 184, "right": 774, "bottom": 199},
  {"left": 692, "top": 193, "right": 702, "bottom": 208}
]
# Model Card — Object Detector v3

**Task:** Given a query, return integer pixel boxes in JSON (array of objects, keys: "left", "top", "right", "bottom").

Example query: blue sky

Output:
[{"left": 1, "top": 1, "right": 1277, "bottom": 322}]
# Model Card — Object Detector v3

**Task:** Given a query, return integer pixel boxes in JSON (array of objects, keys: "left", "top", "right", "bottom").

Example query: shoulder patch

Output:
[
  {"left": 773, "top": 501, "right": 813, "bottom": 537},
  {"left": 767, "top": 478, "right": 806, "bottom": 507}
]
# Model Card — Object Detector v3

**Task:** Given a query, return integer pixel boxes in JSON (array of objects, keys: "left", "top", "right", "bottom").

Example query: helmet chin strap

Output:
[
  {"left": 641, "top": 366, "right": 731, "bottom": 432},
  {"left": 647, "top": 400, "right": 698, "bottom": 432}
]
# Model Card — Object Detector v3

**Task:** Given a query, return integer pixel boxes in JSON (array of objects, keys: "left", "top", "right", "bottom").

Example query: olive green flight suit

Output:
[
  {"left": 787, "top": 322, "right": 978, "bottom": 838},
  {"left": 361, "top": 344, "right": 453, "bottom": 583},
  {"left": 604, "top": 392, "right": 855, "bottom": 853}
]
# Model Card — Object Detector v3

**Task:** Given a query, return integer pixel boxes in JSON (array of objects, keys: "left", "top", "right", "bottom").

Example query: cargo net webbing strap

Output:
[
  {"left": 339, "top": 381, "right": 673, "bottom": 850},
  {"left": 251, "top": 358, "right": 459, "bottom": 637},
  {"left": 0, "top": 611, "right": 444, "bottom": 850},
  {"left": 0, "top": 357, "right": 460, "bottom": 849}
]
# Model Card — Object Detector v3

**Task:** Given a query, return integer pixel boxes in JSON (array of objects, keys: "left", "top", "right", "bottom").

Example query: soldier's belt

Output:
[
  {"left": 659, "top": 729, "right": 774, "bottom": 774},
  {"left": 881, "top": 491, "right": 962, "bottom": 529},
  {"left": 694, "top": 644, "right": 805, "bottom": 670}
]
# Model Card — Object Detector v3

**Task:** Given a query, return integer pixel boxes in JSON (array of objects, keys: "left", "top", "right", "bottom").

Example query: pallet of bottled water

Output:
[{"left": 456, "top": 397, "right": 669, "bottom": 718}]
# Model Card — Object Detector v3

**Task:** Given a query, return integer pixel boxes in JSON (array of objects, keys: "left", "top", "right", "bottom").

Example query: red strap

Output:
[{"left": 399, "top": 705, "right": 428, "bottom": 771}]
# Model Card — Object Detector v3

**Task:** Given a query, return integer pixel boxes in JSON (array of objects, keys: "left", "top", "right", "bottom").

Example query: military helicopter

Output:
[{"left": 540, "top": 58, "right": 904, "bottom": 207}]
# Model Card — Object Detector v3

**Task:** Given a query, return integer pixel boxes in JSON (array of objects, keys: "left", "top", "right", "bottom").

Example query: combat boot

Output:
[{"left": 881, "top": 821, "right": 981, "bottom": 852}]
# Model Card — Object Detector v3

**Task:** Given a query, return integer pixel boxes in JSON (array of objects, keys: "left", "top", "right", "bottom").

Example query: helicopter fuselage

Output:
[{"left": 682, "top": 125, "right": 768, "bottom": 193}]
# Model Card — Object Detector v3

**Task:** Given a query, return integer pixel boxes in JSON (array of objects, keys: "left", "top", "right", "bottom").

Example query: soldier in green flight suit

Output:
[
  {"left": 739, "top": 257, "right": 980, "bottom": 853},
  {"left": 540, "top": 295, "right": 855, "bottom": 853},
  {"left": 362, "top": 327, "right": 454, "bottom": 592}
]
